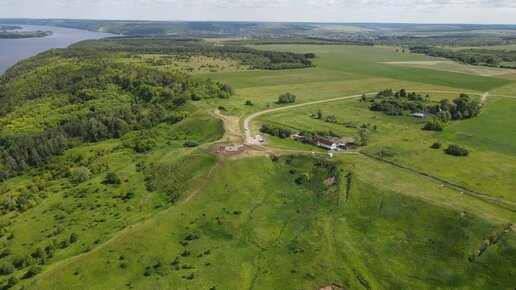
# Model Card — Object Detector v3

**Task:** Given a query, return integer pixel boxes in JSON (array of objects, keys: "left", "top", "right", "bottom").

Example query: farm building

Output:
[
  {"left": 411, "top": 112, "right": 430, "bottom": 118},
  {"left": 314, "top": 139, "right": 338, "bottom": 150}
]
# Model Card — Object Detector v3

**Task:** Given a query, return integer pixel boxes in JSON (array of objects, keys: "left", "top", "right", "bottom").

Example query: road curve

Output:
[
  {"left": 242, "top": 90, "right": 500, "bottom": 145},
  {"left": 243, "top": 93, "right": 375, "bottom": 145}
]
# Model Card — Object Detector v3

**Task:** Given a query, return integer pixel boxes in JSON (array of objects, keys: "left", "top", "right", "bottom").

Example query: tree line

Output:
[
  {"left": 70, "top": 37, "right": 315, "bottom": 70},
  {"left": 410, "top": 46, "right": 516, "bottom": 69},
  {"left": 0, "top": 49, "right": 234, "bottom": 181}
]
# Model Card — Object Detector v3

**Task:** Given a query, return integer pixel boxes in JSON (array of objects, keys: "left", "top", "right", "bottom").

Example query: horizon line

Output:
[{"left": 1, "top": 17, "right": 515, "bottom": 26}]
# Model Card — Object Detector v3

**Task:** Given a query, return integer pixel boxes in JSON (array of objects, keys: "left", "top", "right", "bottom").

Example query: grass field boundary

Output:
[{"left": 359, "top": 152, "right": 516, "bottom": 212}]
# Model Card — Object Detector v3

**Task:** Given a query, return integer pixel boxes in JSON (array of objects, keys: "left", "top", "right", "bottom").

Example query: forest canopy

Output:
[{"left": 0, "top": 38, "right": 246, "bottom": 180}]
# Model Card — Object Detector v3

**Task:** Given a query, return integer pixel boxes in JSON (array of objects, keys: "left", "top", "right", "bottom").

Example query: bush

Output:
[
  {"left": 277, "top": 92, "right": 296, "bottom": 104},
  {"left": 245, "top": 100, "right": 253, "bottom": 106},
  {"left": 183, "top": 141, "right": 199, "bottom": 147},
  {"left": 7, "top": 276, "right": 18, "bottom": 288},
  {"left": 105, "top": 172, "right": 121, "bottom": 185},
  {"left": 445, "top": 144, "right": 469, "bottom": 156},
  {"left": 73, "top": 166, "right": 91, "bottom": 184},
  {"left": 423, "top": 117, "right": 445, "bottom": 131},
  {"left": 69, "top": 232, "right": 78, "bottom": 243},
  {"left": 23, "top": 265, "right": 42, "bottom": 279},
  {"left": 430, "top": 142, "right": 442, "bottom": 149},
  {"left": 0, "top": 263, "right": 15, "bottom": 275},
  {"left": 295, "top": 173, "right": 309, "bottom": 185}
]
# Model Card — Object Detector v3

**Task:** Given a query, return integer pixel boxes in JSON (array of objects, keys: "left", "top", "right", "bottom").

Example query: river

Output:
[{"left": 0, "top": 24, "right": 116, "bottom": 74}]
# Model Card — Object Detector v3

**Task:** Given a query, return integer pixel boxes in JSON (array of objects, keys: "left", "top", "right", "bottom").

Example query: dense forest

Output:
[
  {"left": 0, "top": 40, "right": 240, "bottom": 181},
  {"left": 70, "top": 37, "right": 315, "bottom": 70},
  {"left": 0, "top": 37, "right": 315, "bottom": 180},
  {"left": 410, "top": 46, "right": 516, "bottom": 68}
]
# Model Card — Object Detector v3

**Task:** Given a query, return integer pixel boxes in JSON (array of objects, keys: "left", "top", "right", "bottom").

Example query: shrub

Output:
[
  {"left": 423, "top": 117, "right": 445, "bottom": 131},
  {"left": 69, "top": 232, "right": 78, "bottom": 243},
  {"left": 445, "top": 144, "right": 469, "bottom": 156},
  {"left": 277, "top": 92, "right": 296, "bottom": 104},
  {"left": 245, "top": 100, "right": 253, "bottom": 106},
  {"left": 73, "top": 166, "right": 91, "bottom": 184},
  {"left": 105, "top": 172, "right": 121, "bottom": 185},
  {"left": 0, "top": 263, "right": 15, "bottom": 275},
  {"left": 183, "top": 141, "right": 199, "bottom": 147},
  {"left": 295, "top": 173, "right": 309, "bottom": 185},
  {"left": 7, "top": 276, "right": 18, "bottom": 287},
  {"left": 430, "top": 142, "right": 442, "bottom": 149},
  {"left": 23, "top": 265, "right": 42, "bottom": 279}
]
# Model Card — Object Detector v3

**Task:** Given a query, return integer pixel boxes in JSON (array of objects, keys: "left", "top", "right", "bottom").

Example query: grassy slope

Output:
[
  {"left": 31, "top": 157, "right": 515, "bottom": 289},
  {"left": 0, "top": 113, "right": 222, "bottom": 286}
]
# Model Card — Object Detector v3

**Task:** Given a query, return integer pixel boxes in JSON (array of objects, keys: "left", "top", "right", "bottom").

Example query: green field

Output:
[
  {"left": 30, "top": 156, "right": 516, "bottom": 289},
  {"left": 1, "top": 40, "right": 515, "bottom": 289}
]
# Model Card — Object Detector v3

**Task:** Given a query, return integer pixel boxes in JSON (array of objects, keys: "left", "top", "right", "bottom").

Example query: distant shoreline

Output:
[{"left": 0, "top": 30, "right": 53, "bottom": 39}]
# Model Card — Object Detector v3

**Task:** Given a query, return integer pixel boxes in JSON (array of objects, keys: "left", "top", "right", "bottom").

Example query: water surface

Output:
[{"left": 0, "top": 24, "right": 116, "bottom": 74}]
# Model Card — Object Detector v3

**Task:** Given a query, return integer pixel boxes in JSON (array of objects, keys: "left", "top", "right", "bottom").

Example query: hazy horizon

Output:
[{"left": 1, "top": 0, "right": 515, "bottom": 25}]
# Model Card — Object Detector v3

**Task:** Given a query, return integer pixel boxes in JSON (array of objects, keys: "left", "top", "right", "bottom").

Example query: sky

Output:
[{"left": 0, "top": 0, "right": 515, "bottom": 24}]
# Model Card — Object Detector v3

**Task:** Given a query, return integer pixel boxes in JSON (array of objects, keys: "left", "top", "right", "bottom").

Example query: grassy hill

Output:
[{"left": 0, "top": 37, "right": 514, "bottom": 289}]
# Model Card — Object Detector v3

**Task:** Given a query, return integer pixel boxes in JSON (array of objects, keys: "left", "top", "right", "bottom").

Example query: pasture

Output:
[{"left": 31, "top": 156, "right": 516, "bottom": 289}]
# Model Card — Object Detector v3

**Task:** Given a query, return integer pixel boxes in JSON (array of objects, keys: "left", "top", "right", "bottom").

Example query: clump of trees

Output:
[
  {"left": 298, "top": 130, "right": 339, "bottom": 145},
  {"left": 363, "top": 89, "right": 482, "bottom": 132},
  {"left": 276, "top": 92, "right": 296, "bottom": 104},
  {"left": 366, "top": 89, "right": 428, "bottom": 116},
  {"left": 423, "top": 94, "right": 481, "bottom": 131},
  {"left": 260, "top": 124, "right": 292, "bottom": 138}
]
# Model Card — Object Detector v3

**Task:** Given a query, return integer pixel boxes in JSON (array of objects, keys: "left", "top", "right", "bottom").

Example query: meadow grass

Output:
[
  {"left": 31, "top": 156, "right": 515, "bottom": 289},
  {"left": 258, "top": 96, "right": 516, "bottom": 203}
]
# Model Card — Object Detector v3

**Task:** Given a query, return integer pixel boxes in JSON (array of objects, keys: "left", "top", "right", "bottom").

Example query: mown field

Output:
[{"left": 1, "top": 41, "right": 515, "bottom": 289}]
